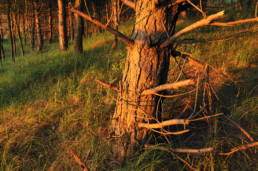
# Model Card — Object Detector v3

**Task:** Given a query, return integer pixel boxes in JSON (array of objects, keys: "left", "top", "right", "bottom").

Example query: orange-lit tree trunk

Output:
[
  {"left": 111, "top": 0, "right": 119, "bottom": 50},
  {"left": 73, "top": 0, "right": 84, "bottom": 54},
  {"left": 110, "top": 1, "right": 181, "bottom": 161},
  {"left": 48, "top": 0, "right": 53, "bottom": 43},
  {"left": 34, "top": 0, "right": 44, "bottom": 52},
  {"left": 14, "top": 14, "right": 24, "bottom": 57},
  {"left": 68, "top": 3, "right": 74, "bottom": 42},
  {"left": 58, "top": 0, "right": 68, "bottom": 51}
]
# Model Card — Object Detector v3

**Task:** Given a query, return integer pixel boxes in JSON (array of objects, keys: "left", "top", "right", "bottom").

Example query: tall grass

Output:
[{"left": 0, "top": 9, "right": 257, "bottom": 170}]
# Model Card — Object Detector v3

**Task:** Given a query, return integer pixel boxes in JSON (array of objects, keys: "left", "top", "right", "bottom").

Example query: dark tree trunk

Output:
[
  {"left": 58, "top": 0, "right": 68, "bottom": 51},
  {"left": 7, "top": 0, "right": 15, "bottom": 62},
  {"left": 34, "top": 0, "right": 44, "bottom": 52},
  {"left": 73, "top": 0, "right": 84, "bottom": 54},
  {"left": 110, "top": 0, "right": 181, "bottom": 162},
  {"left": 11, "top": 20, "right": 17, "bottom": 57},
  {"left": 14, "top": 14, "right": 24, "bottom": 57},
  {"left": 48, "top": 0, "right": 53, "bottom": 43},
  {"left": 0, "top": 31, "right": 5, "bottom": 61},
  {"left": 22, "top": 13, "right": 27, "bottom": 45}
]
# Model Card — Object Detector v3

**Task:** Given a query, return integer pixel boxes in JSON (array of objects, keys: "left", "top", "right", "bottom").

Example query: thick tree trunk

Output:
[
  {"left": 7, "top": 0, "right": 15, "bottom": 62},
  {"left": 110, "top": 0, "right": 180, "bottom": 161},
  {"left": 73, "top": 0, "right": 84, "bottom": 54},
  {"left": 68, "top": 3, "right": 74, "bottom": 42},
  {"left": 58, "top": 0, "right": 68, "bottom": 51},
  {"left": 34, "top": 0, "right": 44, "bottom": 52}
]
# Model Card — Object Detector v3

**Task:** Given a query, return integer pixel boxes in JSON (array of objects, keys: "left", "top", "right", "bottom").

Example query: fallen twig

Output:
[
  {"left": 70, "top": 149, "right": 89, "bottom": 171},
  {"left": 139, "top": 119, "right": 190, "bottom": 129},
  {"left": 219, "top": 142, "right": 258, "bottom": 156},
  {"left": 145, "top": 144, "right": 214, "bottom": 153},
  {"left": 210, "top": 18, "right": 258, "bottom": 26},
  {"left": 223, "top": 115, "right": 254, "bottom": 142}
]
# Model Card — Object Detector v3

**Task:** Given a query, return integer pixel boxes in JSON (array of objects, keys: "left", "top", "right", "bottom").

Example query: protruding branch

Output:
[
  {"left": 70, "top": 149, "right": 89, "bottom": 171},
  {"left": 139, "top": 119, "right": 190, "bottom": 129},
  {"left": 160, "top": 11, "right": 225, "bottom": 49},
  {"left": 210, "top": 18, "right": 258, "bottom": 26},
  {"left": 142, "top": 79, "right": 195, "bottom": 95},
  {"left": 70, "top": 8, "right": 134, "bottom": 47},
  {"left": 97, "top": 80, "right": 120, "bottom": 92},
  {"left": 120, "top": 0, "right": 135, "bottom": 10},
  {"left": 219, "top": 142, "right": 258, "bottom": 156},
  {"left": 145, "top": 145, "right": 214, "bottom": 153}
]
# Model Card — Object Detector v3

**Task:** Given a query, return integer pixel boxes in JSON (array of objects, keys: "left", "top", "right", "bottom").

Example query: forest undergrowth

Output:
[{"left": 0, "top": 9, "right": 257, "bottom": 170}]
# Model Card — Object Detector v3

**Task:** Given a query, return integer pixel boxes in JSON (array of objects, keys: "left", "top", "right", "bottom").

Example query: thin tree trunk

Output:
[
  {"left": 7, "top": 0, "right": 15, "bottom": 62},
  {"left": 48, "top": 0, "right": 53, "bottom": 43},
  {"left": 110, "top": 0, "right": 181, "bottom": 161},
  {"left": 22, "top": 13, "right": 27, "bottom": 45},
  {"left": 34, "top": 0, "right": 44, "bottom": 52},
  {"left": 68, "top": 3, "right": 74, "bottom": 42},
  {"left": 11, "top": 17, "right": 17, "bottom": 57},
  {"left": 111, "top": 0, "right": 119, "bottom": 50},
  {"left": 58, "top": 0, "right": 68, "bottom": 51},
  {"left": 14, "top": 14, "right": 24, "bottom": 57},
  {"left": 73, "top": 0, "right": 84, "bottom": 54}
]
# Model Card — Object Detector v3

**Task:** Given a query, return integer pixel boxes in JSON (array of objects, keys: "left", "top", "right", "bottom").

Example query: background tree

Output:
[
  {"left": 58, "top": 0, "right": 68, "bottom": 51},
  {"left": 34, "top": 0, "right": 43, "bottom": 52},
  {"left": 73, "top": 0, "right": 84, "bottom": 54}
]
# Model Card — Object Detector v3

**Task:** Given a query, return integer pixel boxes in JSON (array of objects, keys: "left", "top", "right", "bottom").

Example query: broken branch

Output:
[
  {"left": 219, "top": 142, "right": 258, "bottom": 156},
  {"left": 145, "top": 144, "right": 214, "bottom": 153},
  {"left": 161, "top": 11, "right": 225, "bottom": 48},
  {"left": 210, "top": 18, "right": 258, "bottom": 26},
  {"left": 70, "top": 149, "right": 89, "bottom": 171},
  {"left": 70, "top": 8, "right": 134, "bottom": 47},
  {"left": 142, "top": 79, "right": 195, "bottom": 95},
  {"left": 97, "top": 80, "right": 120, "bottom": 92},
  {"left": 139, "top": 119, "right": 190, "bottom": 129},
  {"left": 120, "top": 0, "right": 135, "bottom": 10}
]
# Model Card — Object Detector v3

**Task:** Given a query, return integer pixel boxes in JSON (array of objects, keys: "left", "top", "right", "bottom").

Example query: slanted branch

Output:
[
  {"left": 70, "top": 8, "right": 134, "bottom": 47},
  {"left": 141, "top": 79, "right": 195, "bottom": 95},
  {"left": 70, "top": 149, "right": 89, "bottom": 171},
  {"left": 219, "top": 142, "right": 258, "bottom": 156},
  {"left": 160, "top": 11, "right": 225, "bottom": 49},
  {"left": 139, "top": 119, "right": 190, "bottom": 129},
  {"left": 97, "top": 80, "right": 120, "bottom": 92},
  {"left": 120, "top": 0, "right": 135, "bottom": 10},
  {"left": 210, "top": 18, "right": 258, "bottom": 26}
]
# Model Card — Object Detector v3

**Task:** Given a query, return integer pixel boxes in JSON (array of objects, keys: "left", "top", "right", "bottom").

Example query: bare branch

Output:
[
  {"left": 145, "top": 144, "right": 214, "bottom": 153},
  {"left": 120, "top": 0, "right": 135, "bottom": 10},
  {"left": 97, "top": 80, "right": 120, "bottom": 92},
  {"left": 210, "top": 18, "right": 258, "bottom": 26},
  {"left": 160, "top": 11, "right": 225, "bottom": 49},
  {"left": 219, "top": 142, "right": 258, "bottom": 156},
  {"left": 142, "top": 79, "right": 195, "bottom": 95},
  {"left": 70, "top": 149, "right": 89, "bottom": 171},
  {"left": 139, "top": 119, "right": 190, "bottom": 129},
  {"left": 70, "top": 8, "right": 134, "bottom": 47}
]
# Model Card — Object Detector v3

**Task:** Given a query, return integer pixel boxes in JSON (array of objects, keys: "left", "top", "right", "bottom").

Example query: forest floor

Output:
[{"left": 0, "top": 9, "right": 257, "bottom": 170}]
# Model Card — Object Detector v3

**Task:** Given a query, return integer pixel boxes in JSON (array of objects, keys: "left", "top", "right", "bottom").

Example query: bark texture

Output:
[
  {"left": 111, "top": 0, "right": 180, "bottom": 161},
  {"left": 73, "top": 0, "right": 84, "bottom": 54},
  {"left": 7, "top": 0, "right": 15, "bottom": 62},
  {"left": 58, "top": 0, "right": 68, "bottom": 51}
]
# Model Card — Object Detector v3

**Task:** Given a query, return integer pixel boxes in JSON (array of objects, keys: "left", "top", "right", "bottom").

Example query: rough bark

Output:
[
  {"left": 73, "top": 0, "right": 84, "bottom": 54},
  {"left": 14, "top": 14, "right": 24, "bottom": 57},
  {"left": 111, "top": 0, "right": 119, "bottom": 50},
  {"left": 68, "top": 3, "right": 74, "bottom": 42},
  {"left": 34, "top": 0, "right": 44, "bottom": 52},
  {"left": 110, "top": 0, "right": 181, "bottom": 161},
  {"left": 58, "top": 0, "right": 68, "bottom": 51}
]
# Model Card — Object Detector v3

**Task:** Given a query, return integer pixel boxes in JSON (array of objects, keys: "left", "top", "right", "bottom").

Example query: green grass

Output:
[{"left": 0, "top": 10, "right": 257, "bottom": 170}]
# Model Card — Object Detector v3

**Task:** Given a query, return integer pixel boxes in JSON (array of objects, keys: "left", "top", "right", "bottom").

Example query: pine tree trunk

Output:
[
  {"left": 111, "top": 0, "right": 119, "bottom": 50},
  {"left": 68, "top": 3, "right": 74, "bottom": 42},
  {"left": 14, "top": 14, "right": 24, "bottom": 57},
  {"left": 48, "top": 0, "right": 53, "bottom": 44},
  {"left": 73, "top": 0, "right": 84, "bottom": 54},
  {"left": 110, "top": 0, "right": 180, "bottom": 161},
  {"left": 34, "top": 0, "right": 44, "bottom": 52},
  {"left": 58, "top": 0, "right": 68, "bottom": 51},
  {"left": 7, "top": 0, "right": 15, "bottom": 62},
  {"left": 22, "top": 14, "right": 26, "bottom": 45}
]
